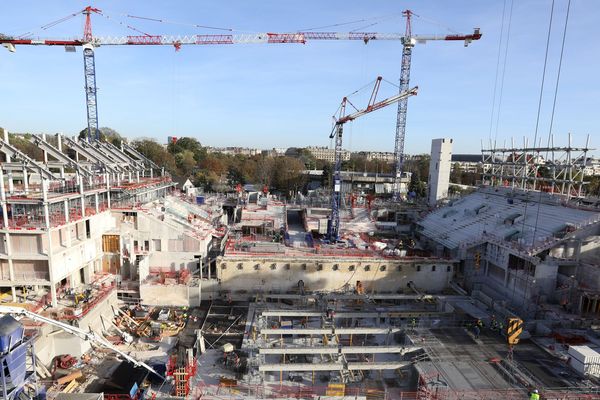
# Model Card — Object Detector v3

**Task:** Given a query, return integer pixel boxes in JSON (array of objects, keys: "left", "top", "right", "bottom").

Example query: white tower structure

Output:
[{"left": 428, "top": 138, "right": 453, "bottom": 206}]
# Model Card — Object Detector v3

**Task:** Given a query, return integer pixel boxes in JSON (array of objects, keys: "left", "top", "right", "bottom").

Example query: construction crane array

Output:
[
  {"left": 327, "top": 77, "right": 418, "bottom": 241},
  {"left": 1, "top": 6, "right": 481, "bottom": 197}
]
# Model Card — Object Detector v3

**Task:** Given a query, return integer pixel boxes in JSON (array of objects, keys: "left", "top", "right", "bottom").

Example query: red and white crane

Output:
[
  {"left": 327, "top": 77, "right": 418, "bottom": 241},
  {"left": 1, "top": 6, "right": 481, "bottom": 179}
]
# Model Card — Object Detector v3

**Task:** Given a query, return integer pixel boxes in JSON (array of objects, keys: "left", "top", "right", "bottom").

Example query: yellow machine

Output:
[{"left": 507, "top": 317, "right": 523, "bottom": 345}]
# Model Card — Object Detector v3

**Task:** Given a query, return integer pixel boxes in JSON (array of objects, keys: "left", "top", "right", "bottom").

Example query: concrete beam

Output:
[
  {"left": 348, "top": 362, "right": 409, "bottom": 370},
  {"left": 263, "top": 294, "right": 468, "bottom": 301},
  {"left": 259, "top": 363, "right": 343, "bottom": 372},
  {"left": 258, "top": 361, "right": 410, "bottom": 372},
  {"left": 260, "top": 310, "right": 447, "bottom": 318},
  {"left": 260, "top": 327, "right": 402, "bottom": 335},
  {"left": 259, "top": 346, "right": 420, "bottom": 355}
]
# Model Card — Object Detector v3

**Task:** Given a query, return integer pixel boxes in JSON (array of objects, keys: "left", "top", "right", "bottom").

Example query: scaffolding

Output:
[{"left": 481, "top": 134, "right": 593, "bottom": 198}]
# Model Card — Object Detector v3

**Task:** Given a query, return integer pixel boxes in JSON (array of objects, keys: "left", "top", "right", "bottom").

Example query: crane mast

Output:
[
  {"left": 327, "top": 78, "right": 418, "bottom": 241},
  {"left": 82, "top": 7, "right": 101, "bottom": 141},
  {"left": 392, "top": 10, "right": 414, "bottom": 201},
  {"left": 392, "top": 10, "right": 481, "bottom": 201}
]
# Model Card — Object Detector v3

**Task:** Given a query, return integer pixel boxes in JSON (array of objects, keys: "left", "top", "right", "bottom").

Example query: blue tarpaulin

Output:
[{"left": 3, "top": 344, "right": 27, "bottom": 387}]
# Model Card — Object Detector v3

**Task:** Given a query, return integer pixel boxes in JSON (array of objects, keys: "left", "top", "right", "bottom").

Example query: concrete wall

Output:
[
  {"left": 140, "top": 283, "right": 190, "bottom": 306},
  {"left": 149, "top": 252, "right": 199, "bottom": 273},
  {"left": 50, "top": 212, "right": 115, "bottom": 283},
  {"left": 215, "top": 256, "right": 454, "bottom": 300},
  {"left": 428, "top": 138, "right": 453, "bottom": 206},
  {"left": 34, "top": 290, "right": 118, "bottom": 366}
]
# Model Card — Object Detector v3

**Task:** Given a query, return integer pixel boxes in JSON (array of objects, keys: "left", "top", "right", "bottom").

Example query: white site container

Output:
[{"left": 568, "top": 345, "right": 600, "bottom": 377}]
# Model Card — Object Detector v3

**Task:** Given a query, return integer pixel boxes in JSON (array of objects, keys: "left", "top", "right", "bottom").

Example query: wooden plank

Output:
[
  {"left": 55, "top": 370, "right": 82, "bottom": 385},
  {"left": 63, "top": 380, "right": 79, "bottom": 393}
]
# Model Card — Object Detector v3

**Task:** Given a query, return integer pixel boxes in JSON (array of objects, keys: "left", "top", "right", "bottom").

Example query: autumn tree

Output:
[{"left": 132, "top": 139, "right": 177, "bottom": 173}]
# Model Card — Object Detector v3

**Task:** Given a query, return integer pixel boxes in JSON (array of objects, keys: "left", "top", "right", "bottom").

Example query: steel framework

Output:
[
  {"left": 392, "top": 10, "right": 414, "bottom": 201},
  {"left": 481, "top": 134, "right": 593, "bottom": 198}
]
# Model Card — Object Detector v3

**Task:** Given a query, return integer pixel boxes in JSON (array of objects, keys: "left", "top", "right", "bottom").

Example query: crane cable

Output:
[
  {"left": 519, "top": 0, "right": 555, "bottom": 248},
  {"left": 13, "top": 8, "right": 83, "bottom": 38},
  {"left": 532, "top": 0, "right": 572, "bottom": 243},
  {"left": 125, "top": 14, "right": 233, "bottom": 32},
  {"left": 488, "top": 0, "right": 508, "bottom": 142},
  {"left": 493, "top": 0, "right": 515, "bottom": 144}
]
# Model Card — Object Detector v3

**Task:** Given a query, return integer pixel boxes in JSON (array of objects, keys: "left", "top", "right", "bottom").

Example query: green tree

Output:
[
  {"left": 175, "top": 150, "right": 197, "bottom": 175},
  {"left": 296, "top": 148, "right": 317, "bottom": 168},
  {"left": 77, "top": 127, "right": 124, "bottom": 145},
  {"left": 132, "top": 139, "right": 177, "bottom": 173},
  {"left": 585, "top": 176, "right": 600, "bottom": 197},
  {"left": 408, "top": 170, "right": 426, "bottom": 198},
  {"left": 450, "top": 162, "right": 463, "bottom": 184},
  {"left": 167, "top": 137, "right": 206, "bottom": 163}
]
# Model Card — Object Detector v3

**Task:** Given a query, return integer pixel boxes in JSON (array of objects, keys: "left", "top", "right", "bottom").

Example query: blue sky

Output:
[{"left": 1, "top": 1, "right": 598, "bottom": 155}]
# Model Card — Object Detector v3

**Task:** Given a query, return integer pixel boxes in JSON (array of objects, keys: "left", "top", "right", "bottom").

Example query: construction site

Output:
[{"left": 1, "top": 3, "right": 600, "bottom": 400}]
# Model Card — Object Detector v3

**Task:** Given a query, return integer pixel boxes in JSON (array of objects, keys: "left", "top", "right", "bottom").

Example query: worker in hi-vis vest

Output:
[{"left": 529, "top": 389, "right": 539, "bottom": 400}]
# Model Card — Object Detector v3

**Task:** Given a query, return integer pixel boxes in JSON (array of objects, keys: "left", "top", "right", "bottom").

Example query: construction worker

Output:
[
  {"left": 473, "top": 324, "right": 480, "bottom": 339},
  {"left": 411, "top": 318, "right": 417, "bottom": 329},
  {"left": 490, "top": 315, "right": 497, "bottom": 330},
  {"left": 529, "top": 389, "right": 540, "bottom": 400}
]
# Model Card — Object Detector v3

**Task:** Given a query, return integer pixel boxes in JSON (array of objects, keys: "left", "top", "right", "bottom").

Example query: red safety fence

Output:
[{"left": 60, "top": 281, "right": 116, "bottom": 321}]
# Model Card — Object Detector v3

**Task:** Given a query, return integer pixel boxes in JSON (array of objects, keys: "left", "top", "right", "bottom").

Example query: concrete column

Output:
[
  {"left": 0, "top": 168, "right": 9, "bottom": 228},
  {"left": 83, "top": 262, "right": 93, "bottom": 284},
  {"left": 150, "top": 167, "right": 153, "bottom": 179},
  {"left": 136, "top": 171, "right": 140, "bottom": 183},
  {"left": 95, "top": 193, "right": 99, "bottom": 213},
  {"left": 42, "top": 133, "right": 48, "bottom": 163},
  {"left": 23, "top": 168, "right": 28, "bottom": 194},
  {"left": 0, "top": 167, "right": 15, "bottom": 299},
  {"left": 57, "top": 134, "right": 65, "bottom": 186},
  {"left": 128, "top": 171, "right": 132, "bottom": 183},
  {"left": 2, "top": 129, "right": 14, "bottom": 194},
  {"left": 106, "top": 174, "right": 111, "bottom": 209},
  {"left": 79, "top": 175, "right": 86, "bottom": 218},
  {"left": 41, "top": 179, "right": 50, "bottom": 229},
  {"left": 64, "top": 200, "right": 70, "bottom": 223},
  {"left": 47, "top": 232, "right": 58, "bottom": 307},
  {"left": 7, "top": 238, "right": 16, "bottom": 301}
]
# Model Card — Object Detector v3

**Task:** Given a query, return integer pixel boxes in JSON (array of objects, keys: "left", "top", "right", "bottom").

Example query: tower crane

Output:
[
  {"left": 392, "top": 10, "right": 481, "bottom": 201},
  {"left": 0, "top": 6, "right": 481, "bottom": 143},
  {"left": 327, "top": 77, "right": 418, "bottom": 241}
]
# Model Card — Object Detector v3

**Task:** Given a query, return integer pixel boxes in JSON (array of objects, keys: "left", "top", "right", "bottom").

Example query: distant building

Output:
[
  {"left": 306, "top": 146, "right": 350, "bottom": 163},
  {"left": 207, "top": 147, "right": 261, "bottom": 156},
  {"left": 451, "top": 154, "right": 482, "bottom": 173},
  {"left": 428, "top": 138, "right": 453, "bottom": 206},
  {"left": 579, "top": 157, "right": 600, "bottom": 176},
  {"left": 355, "top": 151, "right": 395, "bottom": 163},
  {"left": 261, "top": 148, "right": 286, "bottom": 157}
]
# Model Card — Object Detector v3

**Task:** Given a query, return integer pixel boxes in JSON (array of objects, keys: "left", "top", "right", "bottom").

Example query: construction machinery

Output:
[
  {"left": 0, "top": 6, "right": 481, "bottom": 144},
  {"left": 0, "top": 305, "right": 164, "bottom": 379},
  {"left": 392, "top": 10, "right": 481, "bottom": 201},
  {"left": 326, "top": 77, "right": 417, "bottom": 241}
]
